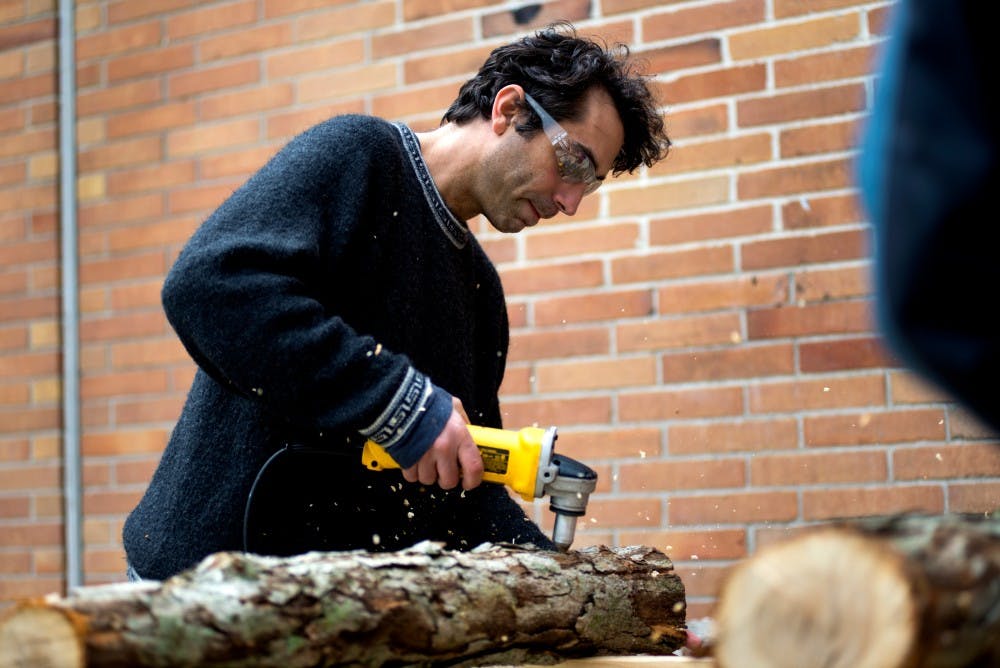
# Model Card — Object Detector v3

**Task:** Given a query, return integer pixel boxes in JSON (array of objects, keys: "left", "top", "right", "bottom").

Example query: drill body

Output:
[{"left": 361, "top": 425, "right": 597, "bottom": 550}]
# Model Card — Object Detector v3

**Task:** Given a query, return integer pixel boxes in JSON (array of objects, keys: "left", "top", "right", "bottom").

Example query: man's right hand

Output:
[{"left": 401, "top": 398, "right": 484, "bottom": 491}]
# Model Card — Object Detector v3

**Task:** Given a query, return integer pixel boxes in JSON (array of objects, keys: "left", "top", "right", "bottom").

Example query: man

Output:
[{"left": 123, "top": 23, "right": 671, "bottom": 581}]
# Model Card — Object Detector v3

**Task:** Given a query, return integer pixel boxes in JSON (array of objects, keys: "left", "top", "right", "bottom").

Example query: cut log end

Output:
[
  {"left": 0, "top": 605, "right": 85, "bottom": 668},
  {"left": 713, "top": 527, "right": 919, "bottom": 668}
]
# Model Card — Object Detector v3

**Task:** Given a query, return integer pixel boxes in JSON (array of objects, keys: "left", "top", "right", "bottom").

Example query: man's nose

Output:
[{"left": 554, "top": 182, "right": 586, "bottom": 217}]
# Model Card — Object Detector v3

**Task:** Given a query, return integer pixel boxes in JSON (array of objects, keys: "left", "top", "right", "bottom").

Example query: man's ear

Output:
[{"left": 491, "top": 84, "right": 525, "bottom": 136}]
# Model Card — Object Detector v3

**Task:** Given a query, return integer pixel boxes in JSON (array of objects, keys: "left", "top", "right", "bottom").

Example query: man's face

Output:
[{"left": 481, "top": 86, "right": 625, "bottom": 234}]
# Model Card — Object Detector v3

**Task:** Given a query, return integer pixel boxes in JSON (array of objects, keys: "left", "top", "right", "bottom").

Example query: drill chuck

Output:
[{"left": 545, "top": 454, "right": 598, "bottom": 551}]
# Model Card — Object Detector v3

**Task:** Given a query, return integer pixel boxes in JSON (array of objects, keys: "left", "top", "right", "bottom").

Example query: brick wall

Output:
[{"left": 3, "top": 0, "right": 999, "bottom": 616}]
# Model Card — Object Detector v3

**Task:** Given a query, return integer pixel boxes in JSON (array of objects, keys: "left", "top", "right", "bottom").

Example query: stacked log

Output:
[{"left": 0, "top": 541, "right": 688, "bottom": 667}]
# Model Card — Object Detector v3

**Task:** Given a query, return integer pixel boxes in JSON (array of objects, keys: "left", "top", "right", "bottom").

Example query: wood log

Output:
[
  {"left": 0, "top": 541, "right": 688, "bottom": 667},
  {"left": 712, "top": 513, "right": 1000, "bottom": 668}
]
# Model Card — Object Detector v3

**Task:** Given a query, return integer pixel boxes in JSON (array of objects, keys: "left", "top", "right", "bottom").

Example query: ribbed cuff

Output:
[{"left": 383, "top": 383, "right": 453, "bottom": 468}]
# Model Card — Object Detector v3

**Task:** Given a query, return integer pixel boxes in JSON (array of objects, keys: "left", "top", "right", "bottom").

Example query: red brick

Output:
[
  {"left": 82, "top": 429, "right": 169, "bottom": 457},
  {"left": 79, "top": 136, "right": 162, "bottom": 172},
  {"left": 508, "top": 327, "right": 609, "bottom": 363},
  {"left": 803, "top": 485, "right": 943, "bottom": 521},
  {"left": 730, "top": 14, "right": 861, "bottom": 59},
  {"left": 781, "top": 119, "right": 860, "bottom": 158},
  {"left": 168, "top": 182, "right": 239, "bottom": 214},
  {"left": 800, "top": 336, "right": 894, "bottom": 373},
  {"left": 77, "top": 21, "right": 160, "bottom": 61},
  {"left": 804, "top": 409, "right": 947, "bottom": 447},
  {"left": 948, "top": 483, "right": 1000, "bottom": 514},
  {"left": 0, "top": 127, "right": 55, "bottom": 160},
  {"left": 299, "top": 63, "right": 397, "bottom": 104},
  {"left": 481, "top": 0, "right": 589, "bottom": 38},
  {"left": 792, "top": 265, "right": 870, "bottom": 304},
  {"left": 0, "top": 351, "right": 58, "bottom": 378},
  {"left": 0, "top": 18, "right": 56, "bottom": 51},
  {"left": 499, "top": 260, "right": 604, "bottom": 296},
  {"left": 619, "top": 457, "right": 745, "bottom": 492},
  {"left": 537, "top": 357, "right": 656, "bottom": 392},
  {"left": 641, "top": 39, "right": 721, "bottom": 76},
  {"left": 664, "top": 64, "right": 767, "bottom": 104},
  {"left": 895, "top": 444, "right": 1000, "bottom": 481},
  {"left": 0, "top": 293, "right": 58, "bottom": 322},
  {"left": 525, "top": 222, "right": 639, "bottom": 261},
  {"left": 612, "top": 246, "right": 733, "bottom": 285},
  {"left": 200, "top": 145, "right": 278, "bottom": 180},
  {"left": 106, "top": 161, "right": 196, "bottom": 196},
  {"left": 77, "top": 79, "right": 162, "bottom": 117},
  {"left": 166, "top": 1, "right": 257, "bottom": 40},
  {"left": 80, "top": 311, "right": 167, "bottom": 343},
  {"left": 110, "top": 338, "right": 188, "bottom": 369},
  {"left": 168, "top": 60, "right": 259, "bottom": 99},
  {"left": 0, "top": 463, "right": 59, "bottom": 490},
  {"left": 80, "top": 251, "right": 165, "bottom": 285},
  {"left": 783, "top": 193, "right": 865, "bottom": 230},
  {"left": 659, "top": 273, "right": 788, "bottom": 314},
  {"left": 107, "top": 101, "right": 197, "bottom": 139},
  {"left": 747, "top": 300, "right": 872, "bottom": 340},
  {"left": 500, "top": 396, "right": 611, "bottom": 429},
  {"left": 373, "top": 17, "right": 473, "bottom": 59},
  {"left": 739, "top": 84, "right": 865, "bottom": 127},
  {"left": 534, "top": 289, "right": 652, "bottom": 327},
  {"left": 585, "top": 496, "right": 661, "bottom": 529},
  {"left": 644, "top": 0, "right": 765, "bottom": 41},
  {"left": 618, "top": 528, "right": 747, "bottom": 561},
  {"left": 740, "top": 158, "right": 855, "bottom": 201},
  {"left": 83, "top": 490, "right": 143, "bottom": 515},
  {"left": 662, "top": 343, "right": 795, "bottom": 384},
  {"left": 668, "top": 419, "right": 798, "bottom": 455},
  {"left": 295, "top": 1, "right": 395, "bottom": 42},
  {"left": 751, "top": 450, "right": 887, "bottom": 486},
  {"left": 202, "top": 22, "right": 293, "bottom": 61},
  {"left": 650, "top": 205, "right": 772, "bottom": 247},
  {"left": 620, "top": 386, "right": 744, "bottom": 422},
  {"left": 618, "top": 312, "right": 742, "bottom": 352},
  {"left": 651, "top": 132, "right": 771, "bottom": 176},
  {"left": 268, "top": 102, "right": 364, "bottom": 140},
  {"left": 266, "top": 39, "right": 365, "bottom": 79},
  {"left": 108, "top": 0, "right": 198, "bottom": 23},
  {"left": 554, "top": 427, "right": 662, "bottom": 461},
  {"left": 750, "top": 373, "right": 885, "bottom": 414},
  {"left": 115, "top": 397, "right": 187, "bottom": 425},
  {"left": 887, "top": 370, "right": 949, "bottom": 406},
  {"left": 107, "top": 217, "right": 199, "bottom": 253},
  {"left": 107, "top": 44, "right": 195, "bottom": 82},
  {"left": 669, "top": 491, "right": 798, "bottom": 525},
  {"left": 79, "top": 194, "right": 164, "bottom": 228},
  {"left": 609, "top": 175, "right": 729, "bottom": 217},
  {"left": 402, "top": 0, "right": 493, "bottom": 22},
  {"left": 0, "top": 71, "right": 55, "bottom": 105},
  {"left": 370, "top": 83, "right": 458, "bottom": 121},
  {"left": 0, "top": 408, "right": 62, "bottom": 434},
  {"left": 167, "top": 118, "right": 260, "bottom": 157},
  {"left": 775, "top": 45, "right": 876, "bottom": 88},
  {"left": 775, "top": 0, "right": 875, "bottom": 19},
  {"left": 666, "top": 104, "right": 728, "bottom": 139}
]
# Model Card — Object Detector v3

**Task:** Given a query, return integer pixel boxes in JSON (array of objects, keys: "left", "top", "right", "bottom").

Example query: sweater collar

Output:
[{"left": 394, "top": 123, "right": 469, "bottom": 249}]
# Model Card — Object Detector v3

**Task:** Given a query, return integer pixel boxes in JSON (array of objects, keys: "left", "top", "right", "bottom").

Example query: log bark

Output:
[
  {"left": 712, "top": 513, "right": 1000, "bottom": 668},
  {"left": 0, "top": 541, "right": 688, "bottom": 668}
]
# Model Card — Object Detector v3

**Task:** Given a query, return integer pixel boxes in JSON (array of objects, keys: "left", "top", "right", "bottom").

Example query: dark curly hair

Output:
[{"left": 442, "top": 22, "right": 670, "bottom": 175}]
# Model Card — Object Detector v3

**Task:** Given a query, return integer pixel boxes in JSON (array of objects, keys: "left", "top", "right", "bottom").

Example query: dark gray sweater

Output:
[{"left": 123, "top": 115, "right": 552, "bottom": 580}]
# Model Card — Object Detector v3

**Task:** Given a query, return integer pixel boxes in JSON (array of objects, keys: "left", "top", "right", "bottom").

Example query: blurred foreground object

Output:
[
  {"left": 859, "top": 0, "right": 1000, "bottom": 433},
  {"left": 713, "top": 513, "right": 1000, "bottom": 667}
]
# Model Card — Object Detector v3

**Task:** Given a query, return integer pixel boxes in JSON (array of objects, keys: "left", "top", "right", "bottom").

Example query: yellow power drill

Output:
[{"left": 361, "top": 425, "right": 598, "bottom": 551}]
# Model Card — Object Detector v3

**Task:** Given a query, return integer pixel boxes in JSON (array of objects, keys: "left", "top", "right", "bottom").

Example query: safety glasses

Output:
[{"left": 524, "top": 92, "right": 602, "bottom": 195}]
